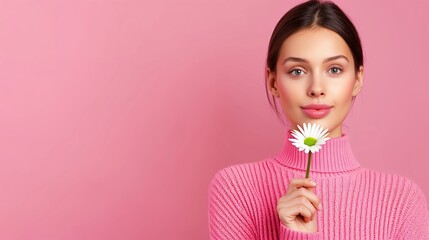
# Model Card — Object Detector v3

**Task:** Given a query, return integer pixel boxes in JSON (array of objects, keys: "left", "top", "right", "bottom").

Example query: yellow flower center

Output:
[{"left": 304, "top": 137, "right": 317, "bottom": 147}]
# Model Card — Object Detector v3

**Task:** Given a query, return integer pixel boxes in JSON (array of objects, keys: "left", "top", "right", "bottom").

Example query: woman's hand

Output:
[{"left": 277, "top": 178, "right": 323, "bottom": 233}]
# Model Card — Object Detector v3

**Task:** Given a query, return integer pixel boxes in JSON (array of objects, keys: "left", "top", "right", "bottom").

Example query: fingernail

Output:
[
  {"left": 318, "top": 203, "right": 323, "bottom": 210},
  {"left": 310, "top": 181, "right": 316, "bottom": 186}
]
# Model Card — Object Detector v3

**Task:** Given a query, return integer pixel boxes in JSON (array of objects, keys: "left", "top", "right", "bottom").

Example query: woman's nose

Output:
[
  {"left": 307, "top": 77, "right": 326, "bottom": 97},
  {"left": 309, "top": 89, "right": 325, "bottom": 97}
]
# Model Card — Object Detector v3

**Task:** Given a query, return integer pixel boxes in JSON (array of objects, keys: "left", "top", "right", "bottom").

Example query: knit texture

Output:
[{"left": 208, "top": 130, "right": 429, "bottom": 239}]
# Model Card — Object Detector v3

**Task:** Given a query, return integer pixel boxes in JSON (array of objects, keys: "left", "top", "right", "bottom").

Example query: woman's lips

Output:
[{"left": 301, "top": 106, "right": 332, "bottom": 119}]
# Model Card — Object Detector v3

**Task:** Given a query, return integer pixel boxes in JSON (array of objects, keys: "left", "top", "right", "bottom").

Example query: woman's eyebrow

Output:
[{"left": 282, "top": 55, "right": 349, "bottom": 65}]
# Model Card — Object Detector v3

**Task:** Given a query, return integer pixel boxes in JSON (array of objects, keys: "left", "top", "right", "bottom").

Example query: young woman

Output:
[{"left": 208, "top": 0, "right": 429, "bottom": 239}]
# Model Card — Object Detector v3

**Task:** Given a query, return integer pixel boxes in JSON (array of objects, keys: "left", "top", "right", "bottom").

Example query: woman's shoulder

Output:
[
  {"left": 208, "top": 159, "right": 272, "bottom": 191},
  {"left": 209, "top": 159, "right": 266, "bottom": 181},
  {"left": 359, "top": 167, "right": 427, "bottom": 199},
  {"left": 357, "top": 168, "right": 429, "bottom": 238}
]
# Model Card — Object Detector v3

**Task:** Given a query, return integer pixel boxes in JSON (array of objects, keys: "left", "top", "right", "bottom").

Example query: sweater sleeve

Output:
[
  {"left": 279, "top": 222, "right": 323, "bottom": 239},
  {"left": 208, "top": 166, "right": 325, "bottom": 240},
  {"left": 394, "top": 182, "right": 429, "bottom": 239},
  {"left": 208, "top": 168, "right": 257, "bottom": 240}
]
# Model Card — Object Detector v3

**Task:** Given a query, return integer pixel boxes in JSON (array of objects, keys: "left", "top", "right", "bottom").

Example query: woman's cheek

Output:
[{"left": 331, "top": 78, "right": 354, "bottom": 97}]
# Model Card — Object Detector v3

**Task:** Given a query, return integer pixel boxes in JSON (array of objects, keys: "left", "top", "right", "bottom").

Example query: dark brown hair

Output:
[{"left": 265, "top": 0, "right": 363, "bottom": 121}]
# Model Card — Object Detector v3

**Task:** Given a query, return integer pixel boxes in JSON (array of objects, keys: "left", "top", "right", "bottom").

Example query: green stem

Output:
[{"left": 306, "top": 152, "right": 312, "bottom": 179}]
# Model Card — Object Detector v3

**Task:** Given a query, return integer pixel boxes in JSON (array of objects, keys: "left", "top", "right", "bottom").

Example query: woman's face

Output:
[{"left": 267, "top": 27, "right": 364, "bottom": 138}]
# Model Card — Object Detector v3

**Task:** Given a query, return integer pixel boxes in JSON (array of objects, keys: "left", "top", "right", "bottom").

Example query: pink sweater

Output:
[{"left": 208, "top": 130, "right": 429, "bottom": 239}]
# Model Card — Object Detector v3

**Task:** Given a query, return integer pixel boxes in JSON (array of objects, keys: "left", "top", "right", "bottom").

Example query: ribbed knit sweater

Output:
[{"left": 208, "top": 130, "right": 429, "bottom": 239}]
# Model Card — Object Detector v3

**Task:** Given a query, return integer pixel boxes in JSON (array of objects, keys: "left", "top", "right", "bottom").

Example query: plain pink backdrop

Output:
[{"left": 0, "top": 0, "right": 428, "bottom": 239}]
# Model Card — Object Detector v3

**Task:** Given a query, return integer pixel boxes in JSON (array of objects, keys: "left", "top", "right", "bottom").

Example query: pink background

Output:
[{"left": 0, "top": 0, "right": 428, "bottom": 239}]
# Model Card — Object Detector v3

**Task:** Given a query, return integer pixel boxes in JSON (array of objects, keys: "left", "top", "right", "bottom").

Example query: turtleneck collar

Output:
[{"left": 275, "top": 129, "right": 361, "bottom": 174}]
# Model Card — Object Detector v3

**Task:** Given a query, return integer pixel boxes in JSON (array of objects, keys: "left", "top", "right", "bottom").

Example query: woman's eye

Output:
[
  {"left": 289, "top": 69, "right": 305, "bottom": 76},
  {"left": 329, "top": 67, "right": 342, "bottom": 75}
]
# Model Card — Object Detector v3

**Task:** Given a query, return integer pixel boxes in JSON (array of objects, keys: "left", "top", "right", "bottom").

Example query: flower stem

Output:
[{"left": 306, "top": 152, "right": 312, "bottom": 178}]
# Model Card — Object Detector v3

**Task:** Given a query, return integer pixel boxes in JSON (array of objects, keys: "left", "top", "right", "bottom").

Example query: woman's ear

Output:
[
  {"left": 267, "top": 68, "right": 280, "bottom": 98},
  {"left": 352, "top": 66, "right": 364, "bottom": 96}
]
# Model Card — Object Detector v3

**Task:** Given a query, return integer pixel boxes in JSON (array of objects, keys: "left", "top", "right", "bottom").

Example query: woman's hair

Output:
[{"left": 265, "top": 0, "right": 364, "bottom": 121}]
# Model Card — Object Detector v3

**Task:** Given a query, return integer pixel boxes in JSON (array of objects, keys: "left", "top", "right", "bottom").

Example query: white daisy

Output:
[{"left": 289, "top": 123, "right": 330, "bottom": 154}]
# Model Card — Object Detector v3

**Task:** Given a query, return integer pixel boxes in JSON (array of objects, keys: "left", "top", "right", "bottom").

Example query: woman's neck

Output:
[{"left": 275, "top": 129, "right": 361, "bottom": 176}]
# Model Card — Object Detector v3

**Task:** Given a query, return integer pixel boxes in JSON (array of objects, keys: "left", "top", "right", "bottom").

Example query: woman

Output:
[{"left": 208, "top": 0, "right": 429, "bottom": 239}]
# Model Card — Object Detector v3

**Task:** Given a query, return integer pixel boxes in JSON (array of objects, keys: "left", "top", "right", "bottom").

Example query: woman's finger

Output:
[
  {"left": 286, "top": 178, "right": 317, "bottom": 194},
  {"left": 283, "top": 186, "right": 322, "bottom": 211},
  {"left": 278, "top": 200, "right": 314, "bottom": 222},
  {"left": 278, "top": 195, "right": 318, "bottom": 218}
]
